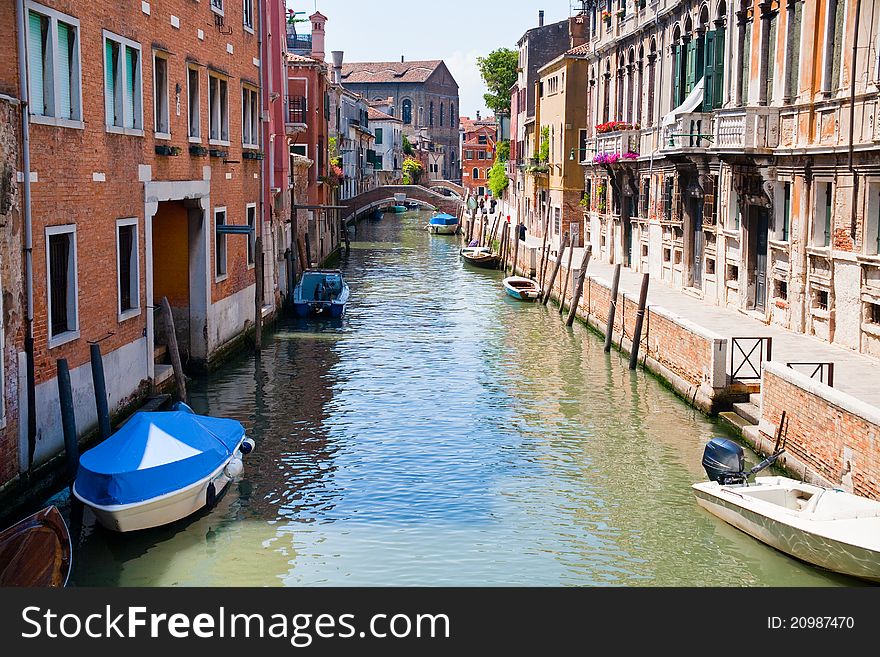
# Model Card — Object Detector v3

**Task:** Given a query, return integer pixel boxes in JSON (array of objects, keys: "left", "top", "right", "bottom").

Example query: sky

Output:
[{"left": 286, "top": 0, "right": 575, "bottom": 119}]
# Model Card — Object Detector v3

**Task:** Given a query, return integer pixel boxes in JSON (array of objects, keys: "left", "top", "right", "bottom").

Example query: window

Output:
[
  {"left": 116, "top": 219, "right": 139, "bottom": 318},
  {"left": 440, "top": 103, "right": 444, "bottom": 127},
  {"left": 211, "top": 0, "right": 224, "bottom": 15},
  {"left": 786, "top": 1, "right": 802, "bottom": 100},
  {"left": 867, "top": 182, "right": 880, "bottom": 255},
  {"left": 26, "top": 4, "right": 82, "bottom": 124},
  {"left": 578, "top": 129, "right": 589, "bottom": 162},
  {"left": 214, "top": 208, "right": 227, "bottom": 279},
  {"left": 813, "top": 182, "right": 832, "bottom": 247},
  {"left": 478, "top": 135, "right": 487, "bottom": 145},
  {"left": 465, "top": 150, "right": 473, "bottom": 159},
  {"left": 774, "top": 279, "right": 788, "bottom": 301},
  {"left": 554, "top": 207, "right": 561, "bottom": 235},
  {"left": 290, "top": 144, "right": 307, "bottom": 156},
  {"left": 472, "top": 168, "right": 479, "bottom": 179},
  {"left": 866, "top": 302, "right": 880, "bottom": 325},
  {"left": 242, "top": 85, "right": 259, "bottom": 147},
  {"left": 153, "top": 53, "right": 169, "bottom": 136},
  {"left": 402, "top": 99, "right": 412, "bottom": 124},
  {"left": 187, "top": 66, "right": 200, "bottom": 139},
  {"left": 478, "top": 151, "right": 486, "bottom": 160},
  {"left": 104, "top": 31, "right": 143, "bottom": 132},
  {"left": 478, "top": 186, "right": 485, "bottom": 196},
  {"left": 246, "top": 204, "right": 256, "bottom": 267},
  {"left": 813, "top": 288, "right": 829, "bottom": 311},
  {"left": 46, "top": 225, "right": 78, "bottom": 344},
  {"left": 208, "top": 73, "right": 229, "bottom": 143},
  {"left": 780, "top": 182, "right": 791, "bottom": 241},
  {"left": 243, "top": 0, "right": 254, "bottom": 31},
  {"left": 826, "top": 0, "right": 844, "bottom": 92},
  {"left": 374, "top": 127, "right": 383, "bottom": 145},
  {"left": 727, "top": 263, "right": 739, "bottom": 282},
  {"left": 429, "top": 101, "right": 434, "bottom": 126}
]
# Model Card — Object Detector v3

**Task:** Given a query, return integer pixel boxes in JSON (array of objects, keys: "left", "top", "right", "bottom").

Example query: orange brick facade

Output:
[{"left": 460, "top": 118, "right": 496, "bottom": 197}]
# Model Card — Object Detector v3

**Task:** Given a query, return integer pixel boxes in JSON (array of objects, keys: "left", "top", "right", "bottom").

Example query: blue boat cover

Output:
[
  {"left": 429, "top": 213, "right": 458, "bottom": 226},
  {"left": 75, "top": 409, "right": 245, "bottom": 506}
]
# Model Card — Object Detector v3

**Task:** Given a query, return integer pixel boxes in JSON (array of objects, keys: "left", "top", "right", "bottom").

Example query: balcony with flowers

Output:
[{"left": 593, "top": 121, "right": 640, "bottom": 161}]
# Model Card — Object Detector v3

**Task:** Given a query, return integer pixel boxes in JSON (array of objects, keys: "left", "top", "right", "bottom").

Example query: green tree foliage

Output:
[
  {"left": 476, "top": 48, "right": 519, "bottom": 115},
  {"left": 402, "top": 135, "right": 415, "bottom": 156},
  {"left": 402, "top": 156, "right": 423, "bottom": 185},
  {"left": 487, "top": 160, "right": 509, "bottom": 198},
  {"left": 495, "top": 139, "right": 510, "bottom": 162},
  {"left": 539, "top": 126, "right": 550, "bottom": 162}
]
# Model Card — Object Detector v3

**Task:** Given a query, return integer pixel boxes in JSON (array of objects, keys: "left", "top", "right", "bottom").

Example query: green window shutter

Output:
[
  {"left": 28, "top": 12, "right": 45, "bottom": 116},
  {"left": 672, "top": 45, "right": 681, "bottom": 107},
  {"left": 57, "top": 22, "right": 73, "bottom": 120},
  {"left": 703, "top": 31, "right": 715, "bottom": 110},
  {"left": 105, "top": 40, "right": 116, "bottom": 125},
  {"left": 685, "top": 39, "right": 696, "bottom": 96},
  {"left": 375, "top": 127, "right": 382, "bottom": 145},
  {"left": 124, "top": 46, "right": 136, "bottom": 128},
  {"left": 714, "top": 28, "right": 725, "bottom": 110}
]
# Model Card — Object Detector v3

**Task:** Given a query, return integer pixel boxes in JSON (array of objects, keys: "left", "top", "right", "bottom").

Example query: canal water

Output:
[{"left": 62, "top": 210, "right": 854, "bottom": 586}]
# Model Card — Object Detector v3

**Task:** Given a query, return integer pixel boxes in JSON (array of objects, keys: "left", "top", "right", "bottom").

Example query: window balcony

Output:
[
  {"left": 593, "top": 129, "right": 640, "bottom": 160},
  {"left": 285, "top": 95, "right": 307, "bottom": 134},
  {"left": 712, "top": 106, "right": 780, "bottom": 152},
  {"left": 661, "top": 112, "right": 714, "bottom": 153}
]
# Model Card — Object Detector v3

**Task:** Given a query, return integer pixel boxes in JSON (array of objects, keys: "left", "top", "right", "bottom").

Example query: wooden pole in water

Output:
[
  {"left": 511, "top": 225, "right": 520, "bottom": 276},
  {"left": 629, "top": 273, "right": 650, "bottom": 370},
  {"left": 537, "top": 205, "right": 551, "bottom": 287},
  {"left": 296, "top": 235, "right": 308, "bottom": 274},
  {"left": 160, "top": 296, "right": 188, "bottom": 402},
  {"left": 499, "top": 225, "right": 508, "bottom": 272},
  {"left": 558, "top": 238, "right": 576, "bottom": 315},
  {"left": 254, "top": 235, "right": 264, "bottom": 353},
  {"left": 604, "top": 263, "right": 622, "bottom": 352},
  {"left": 56, "top": 358, "right": 78, "bottom": 482},
  {"left": 89, "top": 343, "right": 111, "bottom": 440},
  {"left": 341, "top": 213, "right": 350, "bottom": 255},
  {"left": 565, "top": 245, "right": 593, "bottom": 327},
  {"left": 304, "top": 232, "right": 313, "bottom": 268},
  {"left": 541, "top": 232, "right": 569, "bottom": 305}
]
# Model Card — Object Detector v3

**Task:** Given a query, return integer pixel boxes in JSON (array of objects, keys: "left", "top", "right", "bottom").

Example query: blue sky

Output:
[{"left": 287, "top": 1, "right": 573, "bottom": 119}]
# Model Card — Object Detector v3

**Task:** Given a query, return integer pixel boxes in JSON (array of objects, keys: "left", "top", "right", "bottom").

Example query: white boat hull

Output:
[
  {"left": 693, "top": 476, "right": 880, "bottom": 582},
  {"left": 427, "top": 223, "right": 458, "bottom": 234},
  {"left": 74, "top": 446, "right": 245, "bottom": 532}
]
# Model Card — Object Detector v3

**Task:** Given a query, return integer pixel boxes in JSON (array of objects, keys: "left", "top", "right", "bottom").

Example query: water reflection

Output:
[{"left": 62, "top": 210, "right": 859, "bottom": 587}]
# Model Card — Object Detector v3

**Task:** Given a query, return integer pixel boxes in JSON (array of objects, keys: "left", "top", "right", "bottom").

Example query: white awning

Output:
[{"left": 662, "top": 78, "right": 704, "bottom": 126}]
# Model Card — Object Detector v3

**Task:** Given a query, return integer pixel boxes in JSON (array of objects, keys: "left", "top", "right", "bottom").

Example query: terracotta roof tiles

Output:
[{"left": 341, "top": 60, "right": 443, "bottom": 84}]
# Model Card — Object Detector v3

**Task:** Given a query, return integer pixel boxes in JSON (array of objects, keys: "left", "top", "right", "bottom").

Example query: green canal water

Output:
[{"left": 60, "top": 210, "right": 856, "bottom": 586}]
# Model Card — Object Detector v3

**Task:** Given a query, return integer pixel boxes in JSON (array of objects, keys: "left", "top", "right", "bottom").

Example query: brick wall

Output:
[{"left": 760, "top": 362, "right": 880, "bottom": 499}]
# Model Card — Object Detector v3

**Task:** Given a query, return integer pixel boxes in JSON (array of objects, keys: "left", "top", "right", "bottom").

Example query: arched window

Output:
[
  {"left": 429, "top": 102, "right": 434, "bottom": 126},
  {"left": 402, "top": 99, "right": 412, "bottom": 124},
  {"left": 472, "top": 167, "right": 479, "bottom": 179},
  {"left": 451, "top": 103, "right": 456, "bottom": 126},
  {"left": 440, "top": 103, "right": 445, "bottom": 127}
]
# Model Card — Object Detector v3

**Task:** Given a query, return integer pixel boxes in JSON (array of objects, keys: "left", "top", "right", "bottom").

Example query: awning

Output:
[{"left": 662, "top": 78, "right": 704, "bottom": 126}]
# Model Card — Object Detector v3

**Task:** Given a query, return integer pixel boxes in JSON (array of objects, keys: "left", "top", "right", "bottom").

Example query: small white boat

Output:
[
  {"left": 425, "top": 213, "right": 459, "bottom": 235},
  {"left": 503, "top": 276, "right": 541, "bottom": 301},
  {"left": 73, "top": 402, "right": 255, "bottom": 532},
  {"left": 693, "top": 435, "right": 880, "bottom": 582}
]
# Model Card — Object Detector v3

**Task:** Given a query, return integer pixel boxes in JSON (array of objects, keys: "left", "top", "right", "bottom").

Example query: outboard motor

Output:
[{"left": 702, "top": 438, "right": 747, "bottom": 485}]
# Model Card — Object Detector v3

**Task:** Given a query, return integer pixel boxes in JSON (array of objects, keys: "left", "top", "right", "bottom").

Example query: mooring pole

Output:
[
  {"left": 56, "top": 358, "right": 78, "bottom": 481},
  {"left": 541, "top": 232, "right": 569, "bottom": 305},
  {"left": 511, "top": 225, "right": 520, "bottom": 276},
  {"left": 304, "top": 232, "right": 313, "bottom": 268},
  {"left": 565, "top": 245, "right": 593, "bottom": 327},
  {"left": 296, "top": 235, "right": 308, "bottom": 274},
  {"left": 89, "top": 343, "right": 111, "bottom": 440},
  {"left": 254, "top": 235, "right": 264, "bottom": 353},
  {"left": 604, "top": 263, "right": 622, "bottom": 352},
  {"left": 558, "top": 237, "right": 576, "bottom": 315},
  {"left": 537, "top": 206, "right": 550, "bottom": 287},
  {"left": 160, "top": 296, "right": 188, "bottom": 402},
  {"left": 629, "top": 273, "right": 650, "bottom": 370}
]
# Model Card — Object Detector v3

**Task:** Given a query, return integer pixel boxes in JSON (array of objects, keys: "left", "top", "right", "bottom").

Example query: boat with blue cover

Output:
[
  {"left": 502, "top": 276, "right": 541, "bottom": 301},
  {"left": 72, "top": 402, "right": 255, "bottom": 532},
  {"left": 425, "top": 212, "right": 459, "bottom": 235},
  {"left": 292, "top": 269, "right": 350, "bottom": 318}
]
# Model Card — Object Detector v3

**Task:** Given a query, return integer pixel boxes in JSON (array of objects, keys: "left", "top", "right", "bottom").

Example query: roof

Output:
[
  {"left": 367, "top": 106, "right": 401, "bottom": 122},
  {"left": 341, "top": 60, "right": 443, "bottom": 84},
  {"left": 287, "top": 53, "right": 319, "bottom": 64},
  {"left": 566, "top": 42, "right": 591, "bottom": 56}
]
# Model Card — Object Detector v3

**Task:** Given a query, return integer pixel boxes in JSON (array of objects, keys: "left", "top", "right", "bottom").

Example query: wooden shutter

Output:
[
  {"left": 28, "top": 12, "right": 46, "bottom": 116},
  {"left": 685, "top": 39, "right": 696, "bottom": 96},
  {"left": 57, "top": 23, "right": 73, "bottom": 119},
  {"left": 124, "top": 46, "right": 136, "bottom": 129},
  {"left": 703, "top": 31, "right": 715, "bottom": 110},
  {"left": 672, "top": 45, "right": 681, "bottom": 107},
  {"left": 714, "top": 28, "right": 725, "bottom": 110},
  {"left": 105, "top": 40, "right": 116, "bottom": 125}
]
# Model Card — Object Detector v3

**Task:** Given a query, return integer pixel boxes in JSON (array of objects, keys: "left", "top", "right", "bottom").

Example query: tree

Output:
[
  {"left": 476, "top": 48, "right": 519, "bottom": 115},
  {"left": 402, "top": 135, "right": 415, "bottom": 156},
  {"left": 487, "top": 160, "right": 509, "bottom": 198},
  {"left": 495, "top": 139, "right": 510, "bottom": 163},
  {"left": 402, "top": 156, "right": 423, "bottom": 185}
]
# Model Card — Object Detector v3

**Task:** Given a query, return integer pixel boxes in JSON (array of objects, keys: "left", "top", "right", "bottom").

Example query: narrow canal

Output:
[{"left": 64, "top": 210, "right": 853, "bottom": 586}]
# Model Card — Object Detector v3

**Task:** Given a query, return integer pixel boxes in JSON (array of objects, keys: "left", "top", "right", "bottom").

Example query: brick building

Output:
[
  {"left": 339, "top": 59, "right": 460, "bottom": 181},
  {"left": 0, "top": 0, "right": 266, "bottom": 482},
  {"left": 460, "top": 114, "right": 497, "bottom": 197}
]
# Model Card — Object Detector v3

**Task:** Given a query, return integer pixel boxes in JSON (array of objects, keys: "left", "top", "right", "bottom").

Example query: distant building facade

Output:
[{"left": 460, "top": 115, "right": 498, "bottom": 197}]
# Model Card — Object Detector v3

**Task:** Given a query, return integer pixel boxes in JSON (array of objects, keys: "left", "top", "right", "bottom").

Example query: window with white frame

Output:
[
  {"left": 866, "top": 182, "right": 880, "bottom": 256},
  {"left": 46, "top": 225, "right": 78, "bottom": 344},
  {"left": 211, "top": 0, "right": 224, "bottom": 15},
  {"left": 215, "top": 208, "right": 227, "bottom": 278},
  {"left": 208, "top": 73, "right": 229, "bottom": 143},
  {"left": 813, "top": 181, "right": 833, "bottom": 247},
  {"left": 290, "top": 144, "right": 307, "bottom": 156},
  {"left": 246, "top": 204, "right": 256, "bottom": 266},
  {"left": 243, "top": 0, "right": 254, "bottom": 31},
  {"left": 153, "top": 52, "right": 169, "bottom": 137},
  {"left": 242, "top": 85, "right": 259, "bottom": 147},
  {"left": 187, "top": 66, "right": 200, "bottom": 139},
  {"left": 104, "top": 31, "right": 143, "bottom": 132},
  {"left": 116, "top": 219, "right": 139, "bottom": 318},
  {"left": 26, "top": 3, "right": 82, "bottom": 124}
]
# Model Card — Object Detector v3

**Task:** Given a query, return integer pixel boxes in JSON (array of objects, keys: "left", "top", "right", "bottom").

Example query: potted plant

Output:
[
  {"left": 189, "top": 144, "right": 208, "bottom": 156},
  {"left": 209, "top": 148, "right": 228, "bottom": 158},
  {"left": 155, "top": 144, "right": 182, "bottom": 156}
]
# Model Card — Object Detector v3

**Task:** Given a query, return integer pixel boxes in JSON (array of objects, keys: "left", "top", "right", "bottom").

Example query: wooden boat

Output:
[
  {"left": 292, "top": 269, "right": 350, "bottom": 318},
  {"left": 503, "top": 276, "right": 541, "bottom": 301},
  {"left": 693, "top": 434, "right": 880, "bottom": 582},
  {"left": 0, "top": 506, "right": 72, "bottom": 586},
  {"left": 73, "top": 402, "right": 255, "bottom": 532},
  {"left": 384, "top": 204, "right": 407, "bottom": 213},
  {"left": 460, "top": 246, "right": 500, "bottom": 269},
  {"left": 426, "top": 213, "right": 459, "bottom": 235}
]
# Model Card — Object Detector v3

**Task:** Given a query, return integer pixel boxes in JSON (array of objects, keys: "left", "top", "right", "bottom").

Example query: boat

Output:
[
  {"left": 460, "top": 246, "right": 500, "bottom": 269},
  {"left": 0, "top": 506, "right": 72, "bottom": 586},
  {"left": 72, "top": 402, "right": 255, "bottom": 532},
  {"left": 692, "top": 426, "right": 880, "bottom": 582},
  {"left": 292, "top": 269, "right": 350, "bottom": 318},
  {"left": 503, "top": 276, "right": 541, "bottom": 301},
  {"left": 384, "top": 204, "right": 407, "bottom": 213},
  {"left": 425, "top": 213, "right": 459, "bottom": 235},
  {"left": 369, "top": 209, "right": 382, "bottom": 221}
]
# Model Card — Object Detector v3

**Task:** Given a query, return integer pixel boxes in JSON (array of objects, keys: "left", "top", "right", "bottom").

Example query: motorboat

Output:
[
  {"left": 73, "top": 402, "right": 255, "bottom": 532},
  {"left": 292, "top": 269, "right": 350, "bottom": 318},
  {"left": 426, "top": 213, "right": 459, "bottom": 235},
  {"left": 0, "top": 506, "right": 72, "bottom": 586},
  {"left": 460, "top": 246, "right": 500, "bottom": 269},
  {"left": 384, "top": 204, "right": 407, "bottom": 213},
  {"left": 503, "top": 276, "right": 541, "bottom": 301},
  {"left": 692, "top": 431, "right": 880, "bottom": 582}
]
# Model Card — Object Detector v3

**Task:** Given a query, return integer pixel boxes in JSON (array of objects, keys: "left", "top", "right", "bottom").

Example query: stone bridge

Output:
[
  {"left": 341, "top": 185, "right": 462, "bottom": 223},
  {"left": 427, "top": 180, "right": 465, "bottom": 197}
]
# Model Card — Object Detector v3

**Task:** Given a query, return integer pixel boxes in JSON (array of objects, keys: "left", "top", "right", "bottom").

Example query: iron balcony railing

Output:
[{"left": 287, "top": 95, "right": 307, "bottom": 125}]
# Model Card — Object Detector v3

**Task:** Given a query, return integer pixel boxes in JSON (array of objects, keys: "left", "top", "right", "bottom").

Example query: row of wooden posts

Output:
[{"left": 458, "top": 199, "right": 651, "bottom": 370}]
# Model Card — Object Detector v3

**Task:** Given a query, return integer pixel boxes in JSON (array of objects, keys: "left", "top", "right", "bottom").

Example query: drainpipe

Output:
[
  {"left": 254, "top": 0, "right": 265, "bottom": 351},
  {"left": 15, "top": 0, "right": 36, "bottom": 471},
  {"left": 848, "top": 0, "right": 861, "bottom": 241}
]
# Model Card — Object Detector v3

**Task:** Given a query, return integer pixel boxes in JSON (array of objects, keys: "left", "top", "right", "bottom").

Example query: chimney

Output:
[
  {"left": 476, "top": 110, "right": 481, "bottom": 120},
  {"left": 569, "top": 14, "right": 587, "bottom": 48},
  {"left": 539, "top": 10, "right": 544, "bottom": 27},
  {"left": 309, "top": 12, "right": 326, "bottom": 62},
  {"left": 401, "top": 55, "right": 405, "bottom": 63},
  {"left": 330, "top": 50, "right": 344, "bottom": 84}
]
